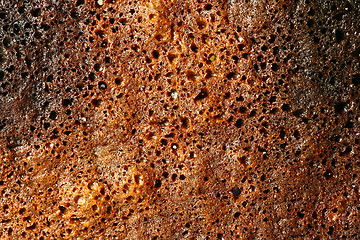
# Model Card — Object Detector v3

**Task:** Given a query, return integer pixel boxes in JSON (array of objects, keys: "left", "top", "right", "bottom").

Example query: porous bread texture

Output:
[{"left": 0, "top": 0, "right": 360, "bottom": 239}]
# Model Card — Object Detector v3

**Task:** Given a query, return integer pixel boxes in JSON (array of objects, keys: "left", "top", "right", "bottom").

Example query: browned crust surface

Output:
[{"left": 0, "top": 0, "right": 360, "bottom": 239}]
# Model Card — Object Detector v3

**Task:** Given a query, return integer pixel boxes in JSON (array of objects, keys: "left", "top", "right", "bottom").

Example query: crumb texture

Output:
[{"left": 0, "top": 0, "right": 360, "bottom": 239}]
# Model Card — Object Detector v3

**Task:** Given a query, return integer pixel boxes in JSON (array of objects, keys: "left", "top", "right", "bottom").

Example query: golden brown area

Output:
[{"left": 0, "top": 0, "right": 359, "bottom": 239}]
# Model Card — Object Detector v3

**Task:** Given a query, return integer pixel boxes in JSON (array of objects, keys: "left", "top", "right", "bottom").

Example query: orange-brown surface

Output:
[{"left": 0, "top": 0, "right": 360, "bottom": 239}]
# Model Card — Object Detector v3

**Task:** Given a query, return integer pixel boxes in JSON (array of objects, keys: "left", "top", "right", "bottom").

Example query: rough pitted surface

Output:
[{"left": 0, "top": 0, "right": 359, "bottom": 239}]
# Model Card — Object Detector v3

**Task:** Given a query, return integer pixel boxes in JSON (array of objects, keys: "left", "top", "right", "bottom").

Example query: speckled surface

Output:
[{"left": 0, "top": 0, "right": 359, "bottom": 239}]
